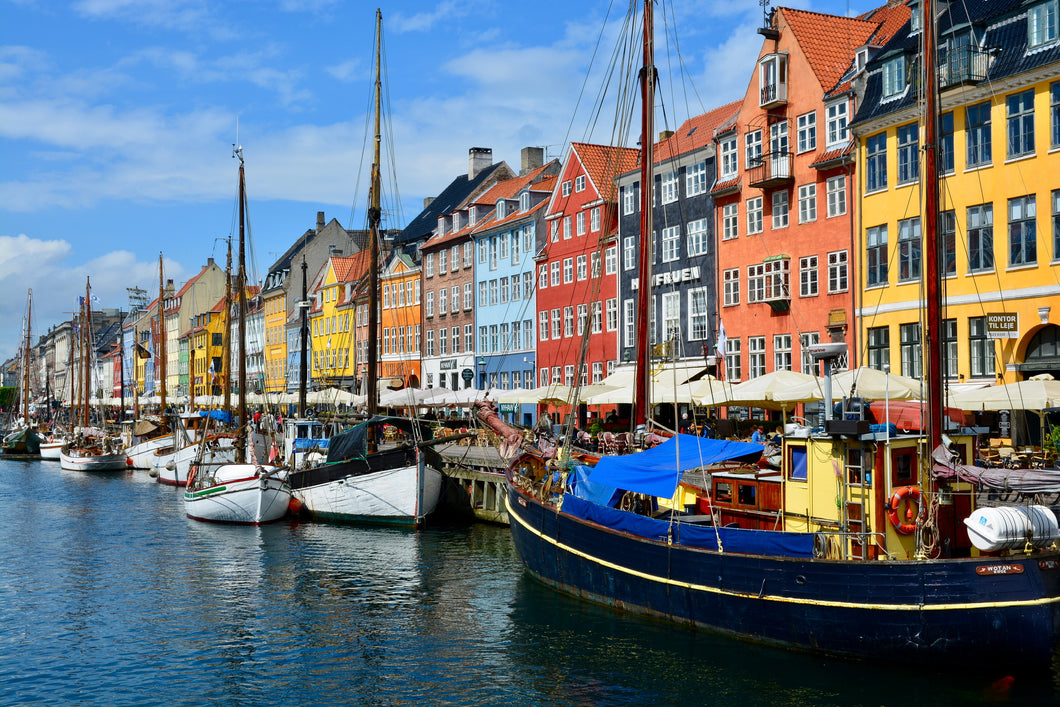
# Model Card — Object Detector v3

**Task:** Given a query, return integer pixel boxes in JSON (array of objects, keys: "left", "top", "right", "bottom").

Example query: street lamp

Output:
[{"left": 477, "top": 356, "right": 486, "bottom": 390}]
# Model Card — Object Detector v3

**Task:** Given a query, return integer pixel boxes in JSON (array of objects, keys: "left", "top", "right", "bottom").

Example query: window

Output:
[
  {"left": 774, "top": 334, "right": 792, "bottom": 371},
  {"left": 564, "top": 306, "right": 574, "bottom": 337},
  {"left": 745, "top": 130, "right": 762, "bottom": 168},
  {"left": 591, "top": 301, "right": 602, "bottom": 334},
  {"left": 519, "top": 191, "right": 530, "bottom": 212},
  {"left": 439, "top": 249, "right": 448, "bottom": 275},
  {"left": 465, "top": 324, "right": 474, "bottom": 352},
  {"left": 464, "top": 283, "right": 472, "bottom": 310},
  {"left": 576, "top": 303, "right": 588, "bottom": 335},
  {"left": 769, "top": 120, "right": 789, "bottom": 159},
  {"left": 574, "top": 175, "right": 586, "bottom": 192},
  {"left": 490, "top": 325, "right": 498, "bottom": 353},
  {"left": 439, "top": 325, "right": 448, "bottom": 355},
  {"left": 550, "top": 220, "right": 559, "bottom": 243},
  {"left": 898, "top": 218, "right": 921, "bottom": 282},
  {"left": 940, "top": 210, "right": 957, "bottom": 276},
  {"left": 798, "top": 184, "right": 816, "bottom": 223},
  {"left": 969, "top": 316, "right": 995, "bottom": 378},
  {"left": 747, "top": 197, "right": 763, "bottom": 234},
  {"left": 771, "top": 191, "right": 789, "bottom": 229},
  {"left": 1008, "top": 195, "right": 1037, "bottom": 266},
  {"left": 563, "top": 257, "right": 573, "bottom": 284},
  {"left": 563, "top": 217, "right": 571, "bottom": 240},
  {"left": 487, "top": 280, "right": 497, "bottom": 306},
  {"left": 800, "top": 332, "right": 820, "bottom": 375},
  {"left": 799, "top": 255, "right": 818, "bottom": 297},
  {"left": 797, "top": 112, "right": 816, "bottom": 153},
  {"left": 661, "top": 225, "right": 680, "bottom": 262},
  {"left": 576, "top": 254, "right": 587, "bottom": 281},
  {"left": 591, "top": 207, "right": 600, "bottom": 232},
  {"left": 592, "top": 362, "right": 603, "bottom": 383},
  {"left": 826, "top": 100, "right": 849, "bottom": 146},
  {"left": 943, "top": 319, "right": 957, "bottom": 380},
  {"left": 940, "top": 111, "right": 954, "bottom": 174},
  {"left": 687, "top": 218, "right": 709, "bottom": 256},
  {"left": 623, "top": 299, "right": 635, "bottom": 348},
  {"left": 425, "top": 291, "right": 434, "bottom": 317},
  {"left": 451, "top": 244, "right": 460, "bottom": 271},
  {"left": 438, "top": 288, "right": 448, "bottom": 315},
  {"left": 561, "top": 180, "right": 571, "bottom": 197},
  {"left": 539, "top": 263, "right": 548, "bottom": 289},
  {"left": 510, "top": 274, "right": 521, "bottom": 301},
  {"left": 424, "top": 253, "right": 434, "bottom": 277},
  {"left": 623, "top": 236, "right": 636, "bottom": 271},
  {"left": 720, "top": 137, "right": 738, "bottom": 179},
  {"left": 499, "top": 278, "right": 508, "bottom": 304},
  {"left": 866, "top": 326, "right": 890, "bottom": 370},
  {"left": 1052, "top": 81, "right": 1060, "bottom": 149},
  {"left": 968, "top": 203, "right": 994, "bottom": 272},
  {"left": 1029, "top": 0, "right": 1058, "bottom": 48},
  {"left": 725, "top": 338, "right": 742, "bottom": 381},
  {"left": 606, "top": 298, "right": 618, "bottom": 331},
  {"left": 623, "top": 184, "right": 636, "bottom": 215},
  {"left": 522, "top": 226, "right": 533, "bottom": 254},
  {"left": 764, "top": 258, "right": 790, "bottom": 300},
  {"left": 759, "top": 52, "right": 787, "bottom": 105},
  {"left": 748, "top": 336, "right": 766, "bottom": 379},
  {"left": 564, "top": 365, "right": 574, "bottom": 386},
  {"left": 425, "top": 329, "right": 435, "bottom": 356},
  {"left": 966, "top": 101, "right": 992, "bottom": 167},
  {"left": 539, "top": 367, "right": 549, "bottom": 386},
  {"left": 686, "top": 161, "right": 707, "bottom": 196},
  {"left": 576, "top": 211, "right": 585, "bottom": 236},
  {"left": 660, "top": 171, "right": 678, "bottom": 204},
  {"left": 498, "top": 234, "right": 509, "bottom": 261},
  {"left": 551, "top": 309, "right": 561, "bottom": 340},
  {"left": 723, "top": 268, "right": 740, "bottom": 306},
  {"left": 661, "top": 292, "right": 680, "bottom": 342},
  {"left": 1007, "top": 89, "right": 1035, "bottom": 158},
  {"left": 688, "top": 288, "right": 709, "bottom": 340},
  {"left": 900, "top": 323, "right": 921, "bottom": 379},
  {"left": 523, "top": 272, "right": 532, "bottom": 299},
  {"left": 867, "top": 225, "right": 888, "bottom": 286},
  {"left": 826, "top": 175, "right": 846, "bottom": 217},
  {"left": 722, "top": 203, "right": 738, "bottom": 240},
  {"left": 1054, "top": 190, "right": 1060, "bottom": 261},
  {"left": 747, "top": 263, "right": 765, "bottom": 303},
  {"left": 539, "top": 311, "right": 549, "bottom": 341},
  {"left": 605, "top": 246, "right": 617, "bottom": 275},
  {"left": 882, "top": 55, "right": 907, "bottom": 98},
  {"left": 866, "top": 133, "right": 887, "bottom": 192},
  {"left": 550, "top": 262, "right": 560, "bottom": 286},
  {"left": 451, "top": 285, "right": 460, "bottom": 312},
  {"left": 897, "top": 123, "right": 919, "bottom": 184}
]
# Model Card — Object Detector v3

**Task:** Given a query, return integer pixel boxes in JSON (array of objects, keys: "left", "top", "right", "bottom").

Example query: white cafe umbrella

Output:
[
  {"left": 949, "top": 378, "right": 1060, "bottom": 411},
  {"left": 378, "top": 387, "right": 435, "bottom": 407},
  {"left": 776, "top": 366, "right": 921, "bottom": 402},
  {"left": 726, "top": 370, "right": 820, "bottom": 410}
]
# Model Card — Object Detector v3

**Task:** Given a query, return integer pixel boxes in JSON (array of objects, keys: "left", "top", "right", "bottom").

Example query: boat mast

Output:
[
  {"left": 118, "top": 311, "right": 125, "bottom": 420},
  {"left": 632, "top": 0, "right": 656, "bottom": 431},
  {"left": 298, "top": 256, "right": 309, "bottom": 418},
  {"left": 21, "top": 290, "right": 32, "bottom": 423},
  {"left": 235, "top": 145, "right": 248, "bottom": 465},
  {"left": 158, "top": 252, "right": 167, "bottom": 419},
  {"left": 83, "top": 278, "right": 93, "bottom": 428},
  {"left": 366, "top": 8, "right": 382, "bottom": 422},
  {"left": 922, "top": 0, "right": 943, "bottom": 458},
  {"left": 223, "top": 237, "right": 233, "bottom": 411}
]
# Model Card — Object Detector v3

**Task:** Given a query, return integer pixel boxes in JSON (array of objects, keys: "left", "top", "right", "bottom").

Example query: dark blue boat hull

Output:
[{"left": 506, "top": 481, "right": 1060, "bottom": 670}]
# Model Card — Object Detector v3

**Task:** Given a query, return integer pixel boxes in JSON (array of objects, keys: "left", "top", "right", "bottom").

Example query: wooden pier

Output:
[{"left": 437, "top": 443, "right": 509, "bottom": 525}]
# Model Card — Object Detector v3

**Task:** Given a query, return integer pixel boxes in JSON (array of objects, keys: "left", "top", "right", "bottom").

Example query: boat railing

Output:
[{"left": 813, "top": 530, "right": 893, "bottom": 561}]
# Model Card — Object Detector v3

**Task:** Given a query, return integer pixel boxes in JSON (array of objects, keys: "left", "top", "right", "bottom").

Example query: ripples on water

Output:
[{"left": 1, "top": 459, "right": 1057, "bottom": 706}]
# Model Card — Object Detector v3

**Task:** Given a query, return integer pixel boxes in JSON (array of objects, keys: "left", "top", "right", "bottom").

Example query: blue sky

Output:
[{"left": 0, "top": 0, "right": 873, "bottom": 360}]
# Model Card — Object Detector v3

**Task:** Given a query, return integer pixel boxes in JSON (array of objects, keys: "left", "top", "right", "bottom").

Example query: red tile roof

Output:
[
  {"left": 331, "top": 252, "right": 370, "bottom": 284},
  {"left": 859, "top": 0, "right": 911, "bottom": 47},
  {"left": 571, "top": 142, "right": 639, "bottom": 203},
  {"left": 655, "top": 101, "right": 741, "bottom": 162},
  {"left": 781, "top": 7, "right": 879, "bottom": 94}
]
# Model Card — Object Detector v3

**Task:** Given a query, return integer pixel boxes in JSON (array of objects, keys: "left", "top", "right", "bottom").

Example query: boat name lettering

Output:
[{"left": 975, "top": 564, "right": 1024, "bottom": 576}]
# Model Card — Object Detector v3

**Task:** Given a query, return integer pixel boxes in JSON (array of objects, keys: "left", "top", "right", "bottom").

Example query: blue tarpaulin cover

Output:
[
  {"left": 589, "top": 433, "right": 764, "bottom": 498},
  {"left": 561, "top": 493, "right": 814, "bottom": 557},
  {"left": 570, "top": 465, "right": 622, "bottom": 507},
  {"left": 198, "top": 410, "right": 234, "bottom": 424}
]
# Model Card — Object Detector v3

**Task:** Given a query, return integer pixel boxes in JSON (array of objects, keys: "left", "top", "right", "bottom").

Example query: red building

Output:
[{"left": 536, "top": 143, "right": 638, "bottom": 391}]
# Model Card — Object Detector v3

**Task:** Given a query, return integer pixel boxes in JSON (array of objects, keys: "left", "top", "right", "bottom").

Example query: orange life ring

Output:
[{"left": 887, "top": 486, "right": 924, "bottom": 535}]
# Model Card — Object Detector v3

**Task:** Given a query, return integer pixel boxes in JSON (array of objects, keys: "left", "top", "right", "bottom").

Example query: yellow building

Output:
[
  {"left": 308, "top": 253, "right": 369, "bottom": 390},
  {"left": 189, "top": 296, "right": 228, "bottom": 398},
  {"left": 853, "top": 3, "right": 1060, "bottom": 384}
]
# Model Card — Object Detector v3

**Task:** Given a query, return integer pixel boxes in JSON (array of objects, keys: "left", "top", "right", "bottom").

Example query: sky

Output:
[{"left": 0, "top": 0, "right": 876, "bottom": 361}]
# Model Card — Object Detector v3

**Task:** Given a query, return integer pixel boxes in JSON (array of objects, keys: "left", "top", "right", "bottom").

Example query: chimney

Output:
[
  {"left": 423, "top": 196, "right": 435, "bottom": 209},
  {"left": 317, "top": 211, "right": 326, "bottom": 232},
  {"left": 658, "top": 130, "right": 674, "bottom": 141},
  {"left": 520, "top": 146, "right": 544, "bottom": 176},
  {"left": 468, "top": 147, "right": 492, "bottom": 180},
  {"left": 207, "top": 257, "right": 215, "bottom": 267}
]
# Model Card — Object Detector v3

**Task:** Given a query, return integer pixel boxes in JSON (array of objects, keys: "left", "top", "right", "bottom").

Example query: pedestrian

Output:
[
  {"left": 751, "top": 425, "right": 763, "bottom": 444},
  {"left": 679, "top": 412, "right": 693, "bottom": 434}
]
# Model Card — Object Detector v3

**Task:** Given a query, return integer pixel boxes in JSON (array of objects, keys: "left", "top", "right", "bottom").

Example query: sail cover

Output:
[{"left": 589, "top": 433, "right": 764, "bottom": 498}]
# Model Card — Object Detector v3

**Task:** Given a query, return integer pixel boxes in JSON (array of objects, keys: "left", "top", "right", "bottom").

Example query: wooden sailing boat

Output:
[
  {"left": 60, "top": 278, "right": 128, "bottom": 471},
  {"left": 2, "top": 290, "right": 42, "bottom": 457},
  {"left": 287, "top": 9, "right": 445, "bottom": 527},
  {"left": 182, "top": 145, "right": 290, "bottom": 524},
  {"left": 477, "top": 0, "right": 1060, "bottom": 670}
]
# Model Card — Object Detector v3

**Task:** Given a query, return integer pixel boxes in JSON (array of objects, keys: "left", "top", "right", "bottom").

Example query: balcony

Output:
[
  {"left": 748, "top": 151, "right": 793, "bottom": 189},
  {"left": 939, "top": 45, "right": 990, "bottom": 89},
  {"left": 758, "top": 53, "right": 787, "bottom": 108}
]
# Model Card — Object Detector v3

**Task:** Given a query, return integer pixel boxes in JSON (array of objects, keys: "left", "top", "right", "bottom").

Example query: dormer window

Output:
[
  {"left": 758, "top": 53, "right": 787, "bottom": 107},
  {"left": 468, "top": 207, "right": 477, "bottom": 226},
  {"left": 496, "top": 200, "right": 507, "bottom": 219},
  {"left": 452, "top": 211, "right": 462, "bottom": 230},
  {"left": 856, "top": 47, "right": 869, "bottom": 73},
  {"left": 519, "top": 191, "right": 530, "bottom": 212},
  {"left": 437, "top": 216, "right": 446, "bottom": 235},
  {"left": 881, "top": 55, "right": 907, "bottom": 98},
  {"left": 1029, "top": 0, "right": 1058, "bottom": 49},
  {"left": 909, "top": 1, "right": 921, "bottom": 34}
]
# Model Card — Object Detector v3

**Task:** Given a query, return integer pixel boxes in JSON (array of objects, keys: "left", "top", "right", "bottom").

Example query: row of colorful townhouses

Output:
[{"left": 21, "top": 1, "right": 1060, "bottom": 423}]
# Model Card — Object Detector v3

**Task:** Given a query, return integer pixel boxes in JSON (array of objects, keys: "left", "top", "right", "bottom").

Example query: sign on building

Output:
[{"left": 986, "top": 313, "right": 1018, "bottom": 339}]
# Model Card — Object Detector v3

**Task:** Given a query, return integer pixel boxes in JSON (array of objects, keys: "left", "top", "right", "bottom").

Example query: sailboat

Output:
[
  {"left": 2, "top": 290, "right": 42, "bottom": 457},
  {"left": 60, "top": 278, "right": 129, "bottom": 472},
  {"left": 477, "top": 0, "right": 1060, "bottom": 671},
  {"left": 286, "top": 10, "right": 445, "bottom": 527},
  {"left": 182, "top": 146, "right": 290, "bottom": 524}
]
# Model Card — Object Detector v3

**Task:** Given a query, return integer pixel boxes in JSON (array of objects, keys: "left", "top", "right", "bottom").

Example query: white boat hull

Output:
[
  {"left": 60, "top": 448, "right": 129, "bottom": 472},
  {"left": 39, "top": 441, "right": 64, "bottom": 461},
  {"left": 293, "top": 462, "right": 444, "bottom": 526},
  {"left": 155, "top": 437, "right": 237, "bottom": 486},
  {"left": 183, "top": 464, "right": 291, "bottom": 524},
  {"left": 126, "top": 434, "right": 175, "bottom": 469}
]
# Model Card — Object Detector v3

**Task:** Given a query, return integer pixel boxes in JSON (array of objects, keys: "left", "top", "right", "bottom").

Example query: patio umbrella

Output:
[
  {"left": 776, "top": 366, "right": 921, "bottom": 402},
  {"left": 378, "top": 387, "right": 435, "bottom": 408},
  {"left": 423, "top": 387, "right": 485, "bottom": 407},
  {"left": 726, "top": 370, "right": 820, "bottom": 410},
  {"left": 949, "top": 378, "right": 1060, "bottom": 411}
]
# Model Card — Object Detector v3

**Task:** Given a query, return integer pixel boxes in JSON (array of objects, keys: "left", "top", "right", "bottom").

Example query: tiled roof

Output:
[
  {"left": 472, "top": 198, "right": 549, "bottom": 234},
  {"left": 711, "top": 176, "right": 741, "bottom": 196},
  {"left": 858, "top": 0, "right": 913, "bottom": 47},
  {"left": 655, "top": 101, "right": 741, "bottom": 162},
  {"left": 573, "top": 142, "right": 640, "bottom": 202},
  {"left": 783, "top": 7, "right": 880, "bottom": 94},
  {"left": 809, "top": 144, "right": 855, "bottom": 168},
  {"left": 398, "top": 161, "right": 510, "bottom": 244},
  {"left": 530, "top": 174, "right": 557, "bottom": 192},
  {"left": 331, "top": 251, "right": 371, "bottom": 284}
]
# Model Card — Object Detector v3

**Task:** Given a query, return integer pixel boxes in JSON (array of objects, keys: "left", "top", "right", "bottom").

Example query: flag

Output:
[
  {"left": 715, "top": 321, "right": 727, "bottom": 358},
  {"left": 208, "top": 360, "right": 217, "bottom": 384}
]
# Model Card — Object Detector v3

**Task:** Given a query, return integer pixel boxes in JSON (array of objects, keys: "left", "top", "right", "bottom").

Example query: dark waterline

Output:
[{"left": 1, "top": 458, "right": 1057, "bottom": 706}]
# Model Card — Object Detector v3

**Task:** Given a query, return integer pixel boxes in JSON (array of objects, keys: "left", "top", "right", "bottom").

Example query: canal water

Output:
[{"left": 1, "top": 458, "right": 1057, "bottom": 706}]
